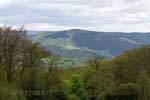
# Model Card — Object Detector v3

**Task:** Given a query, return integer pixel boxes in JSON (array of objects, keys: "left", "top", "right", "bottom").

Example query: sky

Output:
[{"left": 0, "top": 0, "right": 150, "bottom": 32}]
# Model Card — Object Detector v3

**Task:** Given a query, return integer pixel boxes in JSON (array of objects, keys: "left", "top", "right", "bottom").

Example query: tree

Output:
[
  {"left": 108, "top": 83, "right": 137, "bottom": 100},
  {"left": 67, "top": 74, "right": 88, "bottom": 100},
  {"left": 113, "top": 46, "right": 150, "bottom": 84},
  {"left": 0, "top": 81, "right": 26, "bottom": 100},
  {"left": 0, "top": 26, "right": 26, "bottom": 82},
  {"left": 136, "top": 71, "right": 150, "bottom": 99},
  {"left": 83, "top": 58, "right": 115, "bottom": 100}
]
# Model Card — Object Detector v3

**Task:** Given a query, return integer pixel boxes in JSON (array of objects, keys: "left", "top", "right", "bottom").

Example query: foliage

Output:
[
  {"left": 66, "top": 75, "right": 88, "bottom": 100},
  {"left": 0, "top": 81, "right": 26, "bottom": 100},
  {"left": 136, "top": 71, "right": 150, "bottom": 99},
  {"left": 0, "top": 26, "right": 150, "bottom": 100}
]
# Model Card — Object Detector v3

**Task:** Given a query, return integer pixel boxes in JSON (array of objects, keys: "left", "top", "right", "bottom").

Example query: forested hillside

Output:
[
  {"left": 29, "top": 29, "right": 150, "bottom": 66},
  {"left": 0, "top": 26, "right": 150, "bottom": 100}
]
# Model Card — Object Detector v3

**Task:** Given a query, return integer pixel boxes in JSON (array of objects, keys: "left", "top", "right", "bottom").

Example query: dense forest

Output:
[{"left": 0, "top": 26, "right": 150, "bottom": 100}]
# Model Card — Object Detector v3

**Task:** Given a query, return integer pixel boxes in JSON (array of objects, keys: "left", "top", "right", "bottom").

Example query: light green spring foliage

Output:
[{"left": 66, "top": 74, "right": 88, "bottom": 100}]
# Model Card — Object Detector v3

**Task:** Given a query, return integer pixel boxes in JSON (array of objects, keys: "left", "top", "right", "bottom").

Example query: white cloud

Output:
[
  {"left": 0, "top": 0, "right": 16, "bottom": 8},
  {"left": 25, "top": 23, "right": 84, "bottom": 31},
  {"left": 0, "top": 0, "right": 150, "bottom": 32}
]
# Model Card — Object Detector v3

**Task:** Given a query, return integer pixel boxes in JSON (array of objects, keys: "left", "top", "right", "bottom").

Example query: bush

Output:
[{"left": 0, "top": 82, "right": 26, "bottom": 100}]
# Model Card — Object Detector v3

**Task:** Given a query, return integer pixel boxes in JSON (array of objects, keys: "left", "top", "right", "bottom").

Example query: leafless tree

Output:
[{"left": 0, "top": 26, "right": 26, "bottom": 82}]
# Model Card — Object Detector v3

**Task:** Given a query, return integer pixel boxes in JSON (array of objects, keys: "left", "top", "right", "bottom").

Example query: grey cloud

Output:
[{"left": 0, "top": 0, "right": 150, "bottom": 32}]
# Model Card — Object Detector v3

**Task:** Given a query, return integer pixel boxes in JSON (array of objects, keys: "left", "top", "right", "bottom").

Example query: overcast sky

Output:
[{"left": 0, "top": 0, "right": 150, "bottom": 32}]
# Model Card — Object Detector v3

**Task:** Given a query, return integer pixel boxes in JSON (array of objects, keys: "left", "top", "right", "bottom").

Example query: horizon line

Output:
[{"left": 27, "top": 28, "right": 150, "bottom": 33}]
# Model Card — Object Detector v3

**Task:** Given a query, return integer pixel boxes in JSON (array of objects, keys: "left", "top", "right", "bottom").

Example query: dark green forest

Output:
[{"left": 0, "top": 26, "right": 150, "bottom": 100}]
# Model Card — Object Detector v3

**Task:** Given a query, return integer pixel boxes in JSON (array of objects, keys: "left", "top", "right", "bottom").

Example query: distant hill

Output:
[{"left": 28, "top": 29, "right": 150, "bottom": 65}]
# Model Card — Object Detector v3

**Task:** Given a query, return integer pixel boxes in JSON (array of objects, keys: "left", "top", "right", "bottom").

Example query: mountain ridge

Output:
[
  {"left": 27, "top": 29, "right": 150, "bottom": 34},
  {"left": 28, "top": 29, "right": 150, "bottom": 65}
]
